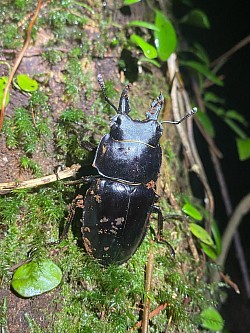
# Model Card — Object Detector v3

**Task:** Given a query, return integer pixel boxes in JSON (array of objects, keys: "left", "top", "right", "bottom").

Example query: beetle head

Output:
[{"left": 109, "top": 87, "right": 163, "bottom": 147}]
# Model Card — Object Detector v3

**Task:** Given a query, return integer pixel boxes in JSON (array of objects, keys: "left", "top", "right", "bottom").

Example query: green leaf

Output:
[
  {"left": 204, "top": 92, "right": 224, "bottom": 104},
  {"left": 236, "top": 137, "right": 250, "bottom": 161},
  {"left": 189, "top": 223, "right": 214, "bottom": 245},
  {"left": 139, "top": 57, "right": 161, "bottom": 68},
  {"left": 128, "top": 20, "right": 160, "bottom": 31},
  {"left": 226, "top": 109, "right": 247, "bottom": 125},
  {"left": 180, "top": 60, "right": 223, "bottom": 86},
  {"left": 206, "top": 103, "right": 225, "bottom": 116},
  {"left": 196, "top": 110, "right": 215, "bottom": 137},
  {"left": 200, "top": 242, "right": 218, "bottom": 260},
  {"left": 16, "top": 74, "right": 38, "bottom": 92},
  {"left": 192, "top": 43, "right": 210, "bottom": 65},
  {"left": 224, "top": 118, "right": 247, "bottom": 139},
  {"left": 182, "top": 203, "right": 203, "bottom": 221},
  {"left": 123, "top": 0, "right": 141, "bottom": 5},
  {"left": 211, "top": 220, "right": 222, "bottom": 255},
  {"left": 180, "top": 9, "right": 210, "bottom": 29},
  {"left": 0, "top": 76, "right": 10, "bottom": 106},
  {"left": 11, "top": 259, "right": 62, "bottom": 297},
  {"left": 154, "top": 11, "right": 177, "bottom": 61},
  {"left": 130, "top": 34, "right": 157, "bottom": 59},
  {"left": 200, "top": 307, "right": 224, "bottom": 331}
]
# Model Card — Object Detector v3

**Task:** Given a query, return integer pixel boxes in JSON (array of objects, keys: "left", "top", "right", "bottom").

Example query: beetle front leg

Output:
[{"left": 151, "top": 205, "right": 175, "bottom": 257}]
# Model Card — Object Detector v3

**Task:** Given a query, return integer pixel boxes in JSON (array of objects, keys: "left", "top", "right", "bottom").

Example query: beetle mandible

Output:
[{"left": 78, "top": 75, "right": 196, "bottom": 265}]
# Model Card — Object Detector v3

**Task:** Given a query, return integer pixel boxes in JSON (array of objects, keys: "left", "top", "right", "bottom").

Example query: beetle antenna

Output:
[
  {"left": 161, "top": 107, "right": 197, "bottom": 124},
  {"left": 97, "top": 74, "right": 118, "bottom": 112}
]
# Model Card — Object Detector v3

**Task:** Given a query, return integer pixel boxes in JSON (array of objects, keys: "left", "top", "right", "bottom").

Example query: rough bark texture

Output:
[{"left": 0, "top": 1, "right": 216, "bottom": 332}]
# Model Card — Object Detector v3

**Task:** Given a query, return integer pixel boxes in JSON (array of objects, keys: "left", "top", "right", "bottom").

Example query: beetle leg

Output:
[
  {"left": 63, "top": 176, "right": 97, "bottom": 187},
  {"left": 151, "top": 205, "right": 175, "bottom": 257},
  {"left": 60, "top": 194, "right": 85, "bottom": 240}
]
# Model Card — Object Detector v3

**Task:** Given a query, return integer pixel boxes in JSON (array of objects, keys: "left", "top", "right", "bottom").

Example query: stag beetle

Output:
[{"left": 72, "top": 75, "right": 196, "bottom": 266}]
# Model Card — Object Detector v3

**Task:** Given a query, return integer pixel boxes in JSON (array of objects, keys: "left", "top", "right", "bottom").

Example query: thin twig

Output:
[
  {"left": 130, "top": 303, "right": 168, "bottom": 331},
  {"left": 217, "top": 193, "right": 250, "bottom": 268},
  {"left": 142, "top": 251, "right": 154, "bottom": 333},
  {"left": 220, "top": 272, "right": 240, "bottom": 294},
  {"left": 210, "top": 35, "right": 250, "bottom": 68},
  {"left": 0, "top": 164, "right": 81, "bottom": 194},
  {"left": 0, "top": 0, "right": 43, "bottom": 132},
  {"left": 211, "top": 150, "right": 250, "bottom": 297}
]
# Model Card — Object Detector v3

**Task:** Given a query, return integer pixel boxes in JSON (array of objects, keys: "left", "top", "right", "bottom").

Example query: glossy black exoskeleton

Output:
[{"left": 79, "top": 75, "right": 196, "bottom": 265}]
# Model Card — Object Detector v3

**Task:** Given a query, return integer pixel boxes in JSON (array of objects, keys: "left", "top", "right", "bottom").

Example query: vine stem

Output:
[{"left": 0, "top": 0, "right": 43, "bottom": 132}]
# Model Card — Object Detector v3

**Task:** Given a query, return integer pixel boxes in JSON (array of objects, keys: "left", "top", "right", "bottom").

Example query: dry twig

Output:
[
  {"left": 0, "top": 164, "right": 81, "bottom": 194},
  {"left": 0, "top": 0, "right": 43, "bottom": 132}
]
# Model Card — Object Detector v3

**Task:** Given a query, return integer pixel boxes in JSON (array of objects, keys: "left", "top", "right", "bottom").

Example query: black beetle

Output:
[{"left": 75, "top": 75, "right": 196, "bottom": 265}]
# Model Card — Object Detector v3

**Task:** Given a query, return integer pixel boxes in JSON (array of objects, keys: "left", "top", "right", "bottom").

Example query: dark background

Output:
[{"left": 175, "top": 0, "right": 250, "bottom": 332}]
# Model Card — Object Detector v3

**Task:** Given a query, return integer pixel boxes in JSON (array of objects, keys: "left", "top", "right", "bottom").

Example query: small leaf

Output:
[
  {"left": 182, "top": 203, "right": 203, "bottom": 221},
  {"left": 189, "top": 223, "right": 214, "bottom": 245},
  {"left": 206, "top": 103, "right": 225, "bottom": 116},
  {"left": 139, "top": 57, "right": 161, "bottom": 68},
  {"left": 128, "top": 20, "right": 160, "bottom": 31},
  {"left": 11, "top": 259, "right": 62, "bottom": 297},
  {"left": 200, "top": 242, "right": 218, "bottom": 260},
  {"left": 154, "top": 11, "right": 177, "bottom": 61},
  {"left": 16, "top": 74, "right": 38, "bottom": 92},
  {"left": 236, "top": 137, "right": 250, "bottom": 161},
  {"left": 204, "top": 92, "right": 224, "bottom": 104},
  {"left": 211, "top": 220, "right": 222, "bottom": 255},
  {"left": 130, "top": 34, "right": 157, "bottom": 59},
  {"left": 226, "top": 109, "right": 247, "bottom": 125},
  {"left": 192, "top": 43, "right": 210, "bottom": 65},
  {"left": 200, "top": 307, "right": 224, "bottom": 331},
  {"left": 180, "top": 60, "right": 223, "bottom": 86},
  {"left": 180, "top": 9, "right": 210, "bottom": 29},
  {"left": 0, "top": 76, "right": 10, "bottom": 106},
  {"left": 224, "top": 118, "right": 247, "bottom": 139},
  {"left": 123, "top": 0, "right": 141, "bottom": 5},
  {"left": 196, "top": 110, "right": 215, "bottom": 137}
]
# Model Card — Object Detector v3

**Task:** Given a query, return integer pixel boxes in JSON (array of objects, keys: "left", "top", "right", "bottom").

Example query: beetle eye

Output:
[{"left": 110, "top": 116, "right": 121, "bottom": 129}]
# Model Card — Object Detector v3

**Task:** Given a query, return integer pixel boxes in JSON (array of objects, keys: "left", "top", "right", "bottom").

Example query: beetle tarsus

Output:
[{"left": 151, "top": 205, "right": 176, "bottom": 258}]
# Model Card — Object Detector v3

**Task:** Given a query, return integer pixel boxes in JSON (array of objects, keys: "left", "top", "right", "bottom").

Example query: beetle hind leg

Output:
[{"left": 151, "top": 205, "right": 175, "bottom": 258}]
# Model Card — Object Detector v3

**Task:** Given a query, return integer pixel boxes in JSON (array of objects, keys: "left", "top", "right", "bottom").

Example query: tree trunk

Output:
[{"left": 0, "top": 1, "right": 218, "bottom": 332}]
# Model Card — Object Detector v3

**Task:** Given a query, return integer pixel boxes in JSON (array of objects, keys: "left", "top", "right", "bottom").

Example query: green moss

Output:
[
  {"left": 0, "top": 0, "right": 39, "bottom": 48},
  {"left": 42, "top": 50, "right": 64, "bottom": 66},
  {"left": 0, "top": 184, "right": 69, "bottom": 269},
  {"left": 3, "top": 89, "right": 52, "bottom": 174},
  {"left": 20, "top": 156, "right": 42, "bottom": 176},
  {"left": 1, "top": 24, "right": 22, "bottom": 49}
]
